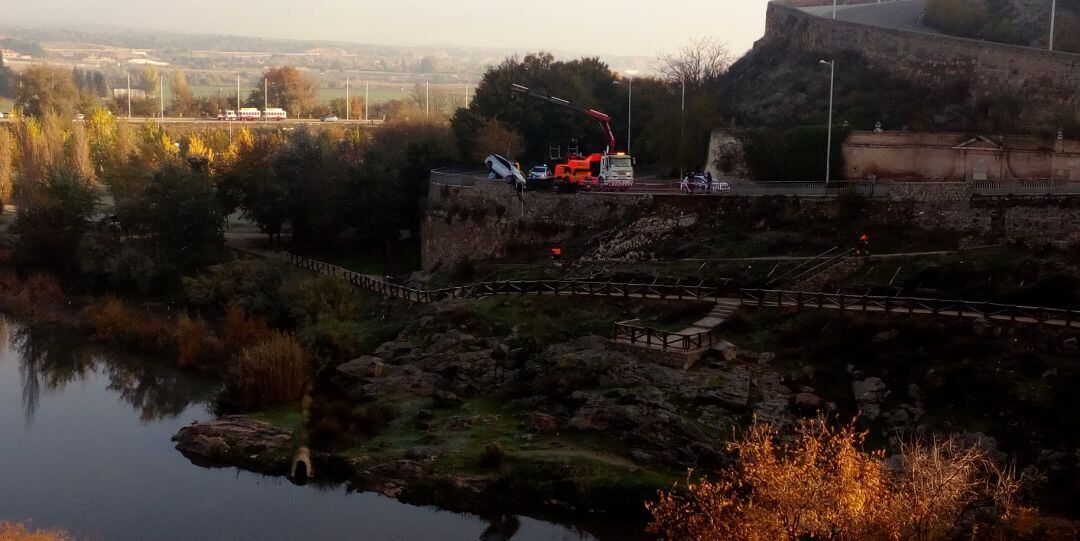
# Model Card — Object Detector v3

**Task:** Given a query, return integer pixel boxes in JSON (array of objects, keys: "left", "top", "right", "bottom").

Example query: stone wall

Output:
[
  {"left": 763, "top": 2, "right": 1080, "bottom": 128},
  {"left": 843, "top": 131, "right": 1080, "bottom": 181},
  {"left": 422, "top": 179, "right": 1080, "bottom": 269}
]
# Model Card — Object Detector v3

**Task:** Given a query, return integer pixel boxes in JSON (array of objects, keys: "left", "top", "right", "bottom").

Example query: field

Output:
[{"left": 190, "top": 84, "right": 467, "bottom": 109}]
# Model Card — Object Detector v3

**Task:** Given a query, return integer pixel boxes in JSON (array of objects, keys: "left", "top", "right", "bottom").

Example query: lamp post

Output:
[
  {"left": 1050, "top": 0, "right": 1058, "bottom": 51},
  {"left": 820, "top": 59, "right": 835, "bottom": 186},
  {"left": 624, "top": 69, "right": 638, "bottom": 153},
  {"left": 833, "top": 0, "right": 837, "bottom": 19}
]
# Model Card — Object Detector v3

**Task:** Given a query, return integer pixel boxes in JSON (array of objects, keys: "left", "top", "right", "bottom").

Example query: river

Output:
[{"left": 0, "top": 317, "right": 602, "bottom": 540}]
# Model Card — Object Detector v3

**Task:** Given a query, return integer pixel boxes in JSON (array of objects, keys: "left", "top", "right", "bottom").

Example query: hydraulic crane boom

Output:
[{"left": 510, "top": 83, "right": 617, "bottom": 153}]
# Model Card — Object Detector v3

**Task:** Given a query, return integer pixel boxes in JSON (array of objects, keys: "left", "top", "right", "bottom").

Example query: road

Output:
[
  {"left": 0, "top": 117, "right": 385, "bottom": 127},
  {"left": 800, "top": 0, "right": 938, "bottom": 35}
]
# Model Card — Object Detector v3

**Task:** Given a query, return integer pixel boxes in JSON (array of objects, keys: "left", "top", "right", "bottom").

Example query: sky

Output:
[{"left": 3, "top": 0, "right": 774, "bottom": 58}]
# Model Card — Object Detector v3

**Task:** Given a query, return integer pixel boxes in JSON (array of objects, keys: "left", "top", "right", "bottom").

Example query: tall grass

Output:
[{"left": 230, "top": 332, "right": 309, "bottom": 411}]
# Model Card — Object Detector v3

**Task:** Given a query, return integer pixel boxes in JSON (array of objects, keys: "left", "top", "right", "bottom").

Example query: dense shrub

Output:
[
  {"left": 648, "top": 420, "right": 1025, "bottom": 541},
  {"left": 82, "top": 297, "right": 173, "bottom": 353}
]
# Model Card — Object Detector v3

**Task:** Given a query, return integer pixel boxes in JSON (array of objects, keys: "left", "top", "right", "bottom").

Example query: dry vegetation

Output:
[
  {"left": 646, "top": 419, "right": 1061, "bottom": 541},
  {"left": 0, "top": 521, "right": 72, "bottom": 541},
  {"left": 230, "top": 332, "right": 309, "bottom": 410}
]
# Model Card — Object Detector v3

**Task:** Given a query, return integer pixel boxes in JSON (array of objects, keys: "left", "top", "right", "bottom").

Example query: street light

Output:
[
  {"left": 1050, "top": 0, "right": 1058, "bottom": 51},
  {"left": 832, "top": 0, "right": 837, "bottom": 19},
  {"left": 820, "top": 59, "right": 835, "bottom": 186},
  {"left": 624, "top": 69, "right": 638, "bottom": 152}
]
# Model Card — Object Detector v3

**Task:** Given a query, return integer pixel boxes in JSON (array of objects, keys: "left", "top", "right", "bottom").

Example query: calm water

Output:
[{"left": 0, "top": 318, "right": 599, "bottom": 540}]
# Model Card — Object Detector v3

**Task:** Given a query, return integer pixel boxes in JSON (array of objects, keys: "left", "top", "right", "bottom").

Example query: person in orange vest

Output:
[
  {"left": 550, "top": 246, "right": 562, "bottom": 260},
  {"left": 855, "top": 234, "right": 871, "bottom": 256}
]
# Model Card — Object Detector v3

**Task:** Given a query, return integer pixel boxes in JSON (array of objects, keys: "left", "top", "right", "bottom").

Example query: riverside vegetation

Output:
[{"left": 3, "top": 60, "right": 1080, "bottom": 538}]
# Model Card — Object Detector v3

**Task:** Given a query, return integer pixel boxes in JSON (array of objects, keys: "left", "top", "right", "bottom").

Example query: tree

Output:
[
  {"left": 247, "top": 67, "right": 317, "bottom": 119},
  {"left": 138, "top": 67, "right": 160, "bottom": 97},
  {"left": 0, "top": 129, "right": 13, "bottom": 205},
  {"left": 656, "top": 37, "right": 733, "bottom": 88},
  {"left": 327, "top": 95, "right": 366, "bottom": 120},
  {"left": 169, "top": 69, "right": 198, "bottom": 117},
  {"left": 0, "top": 55, "right": 13, "bottom": 98},
  {"left": 12, "top": 167, "right": 99, "bottom": 275},
  {"left": 469, "top": 119, "right": 525, "bottom": 162},
  {"left": 14, "top": 65, "right": 79, "bottom": 118},
  {"left": 462, "top": 53, "right": 621, "bottom": 163}
]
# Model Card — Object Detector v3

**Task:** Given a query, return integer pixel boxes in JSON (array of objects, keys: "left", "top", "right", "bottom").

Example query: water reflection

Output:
[
  {"left": 0, "top": 315, "right": 614, "bottom": 540},
  {"left": 10, "top": 321, "right": 217, "bottom": 424}
]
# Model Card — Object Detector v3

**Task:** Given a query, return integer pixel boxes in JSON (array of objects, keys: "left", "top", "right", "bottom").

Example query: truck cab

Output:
[{"left": 597, "top": 153, "right": 634, "bottom": 191}]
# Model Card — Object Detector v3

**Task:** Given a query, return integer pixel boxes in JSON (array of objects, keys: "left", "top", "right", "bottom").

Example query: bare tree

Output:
[{"left": 656, "top": 37, "right": 733, "bottom": 88}]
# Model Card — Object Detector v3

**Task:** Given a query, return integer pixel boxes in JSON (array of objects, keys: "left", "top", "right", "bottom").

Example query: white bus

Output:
[
  {"left": 238, "top": 108, "right": 262, "bottom": 121},
  {"left": 263, "top": 108, "right": 287, "bottom": 121}
]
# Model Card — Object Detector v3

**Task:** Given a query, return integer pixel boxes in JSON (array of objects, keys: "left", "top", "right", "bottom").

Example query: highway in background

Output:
[{"left": 800, "top": 0, "right": 938, "bottom": 35}]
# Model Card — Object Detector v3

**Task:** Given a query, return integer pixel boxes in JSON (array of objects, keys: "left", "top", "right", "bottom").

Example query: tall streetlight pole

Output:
[
  {"left": 624, "top": 70, "right": 638, "bottom": 152},
  {"left": 126, "top": 72, "right": 131, "bottom": 119},
  {"left": 236, "top": 74, "right": 240, "bottom": 113},
  {"left": 365, "top": 81, "right": 370, "bottom": 123},
  {"left": 159, "top": 78, "right": 164, "bottom": 123},
  {"left": 832, "top": 0, "right": 837, "bottom": 19},
  {"left": 1050, "top": 0, "right": 1058, "bottom": 51},
  {"left": 679, "top": 77, "right": 686, "bottom": 179},
  {"left": 820, "top": 59, "right": 835, "bottom": 186},
  {"left": 346, "top": 76, "right": 350, "bottom": 120}
]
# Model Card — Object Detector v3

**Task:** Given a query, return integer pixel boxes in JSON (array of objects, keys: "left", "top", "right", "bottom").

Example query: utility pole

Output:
[
  {"left": 678, "top": 77, "right": 686, "bottom": 179},
  {"left": 832, "top": 0, "right": 837, "bottom": 19},
  {"left": 1050, "top": 0, "right": 1058, "bottom": 51},
  {"left": 236, "top": 73, "right": 240, "bottom": 113},
  {"left": 126, "top": 72, "right": 131, "bottom": 119},
  {"left": 425, "top": 81, "right": 430, "bottom": 117},
  {"left": 464, "top": 80, "right": 470, "bottom": 109},
  {"left": 159, "top": 77, "right": 164, "bottom": 123},
  {"left": 365, "top": 81, "right": 369, "bottom": 123},
  {"left": 820, "top": 59, "right": 835, "bottom": 186},
  {"left": 346, "top": 76, "right": 350, "bottom": 120},
  {"left": 264, "top": 78, "right": 268, "bottom": 123},
  {"left": 625, "top": 70, "right": 638, "bottom": 153}
]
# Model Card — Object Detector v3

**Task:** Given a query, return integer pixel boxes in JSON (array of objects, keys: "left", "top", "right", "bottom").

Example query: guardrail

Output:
[
  {"left": 430, "top": 168, "right": 483, "bottom": 187},
  {"left": 732, "top": 181, "right": 887, "bottom": 197},
  {"left": 287, "top": 253, "right": 732, "bottom": 304},
  {"left": 614, "top": 319, "right": 714, "bottom": 352},
  {"left": 739, "top": 289, "right": 1080, "bottom": 328},
  {"left": 971, "top": 179, "right": 1080, "bottom": 196}
]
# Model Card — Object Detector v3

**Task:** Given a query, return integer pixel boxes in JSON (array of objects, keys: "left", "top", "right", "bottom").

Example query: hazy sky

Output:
[{"left": 5, "top": 0, "right": 774, "bottom": 58}]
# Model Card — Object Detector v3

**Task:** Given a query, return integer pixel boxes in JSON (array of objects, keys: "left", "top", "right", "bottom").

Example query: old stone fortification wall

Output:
[
  {"left": 764, "top": 2, "right": 1080, "bottom": 127},
  {"left": 422, "top": 180, "right": 1080, "bottom": 269}
]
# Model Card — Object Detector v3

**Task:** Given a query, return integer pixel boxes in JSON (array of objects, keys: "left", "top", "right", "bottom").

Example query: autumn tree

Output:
[
  {"left": 469, "top": 119, "right": 525, "bottom": 162},
  {"left": 327, "top": 95, "right": 365, "bottom": 120},
  {"left": 247, "top": 67, "right": 317, "bottom": 119},
  {"left": 169, "top": 69, "right": 198, "bottom": 117},
  {"left": 138, "top": 66, "right": 160, "bottom": 97},
  {"left": 14, "top": 65, "right": 79, "bottom": 118},
  {"left": 0, "top": 129, "right": 13, "bottom": 204}
]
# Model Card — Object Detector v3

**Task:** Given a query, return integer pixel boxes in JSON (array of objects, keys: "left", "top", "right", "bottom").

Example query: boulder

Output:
[
  {"left": 172, "top": 416, "right": 293, "bottom": 474},
  {"left": 432, "top": 390, "right": 464, "bottom": 408},
  {"left": 523, "top": 412, "right": 558, "bottom": 434},
  {"left": 337, "top": 355, "right": 386, "bottom": 378},
  {"left": 794, "top": 392, "right": 823, "bottom": 411},
  {"left": 852, "top": 377, "right": 889, "bottom": 415}
]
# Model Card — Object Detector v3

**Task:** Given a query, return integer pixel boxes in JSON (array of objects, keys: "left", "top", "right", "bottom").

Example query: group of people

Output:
[{"left": 679, "top": 171, "right": 714, "bottom": 194}]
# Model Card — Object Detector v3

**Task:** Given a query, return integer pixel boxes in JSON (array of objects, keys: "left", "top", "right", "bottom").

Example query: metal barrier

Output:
[
  {"left": 971, "top": 179, "right": 1080, "bottom": 196},
  {"left": 731, "top": 181, "right": 888, "bottom": 197},
  {"left": 430, "top": 168, "right": 484, "bottom": 187}
]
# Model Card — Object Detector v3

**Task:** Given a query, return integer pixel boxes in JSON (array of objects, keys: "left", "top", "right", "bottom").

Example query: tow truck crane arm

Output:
[{"left": 510, "top": 83, "right": 617, "bottom": 154}]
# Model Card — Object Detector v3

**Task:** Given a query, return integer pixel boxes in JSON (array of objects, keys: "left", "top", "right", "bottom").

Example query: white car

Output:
[
  {"left": 484, "top": 154, "right": 526, "bottom": 189},
  {"left": 321, "top": 115, "right": 339, "bottom": 122},
  {"left": 73, "top": 113, "right": 85, "bottom": 121}
]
